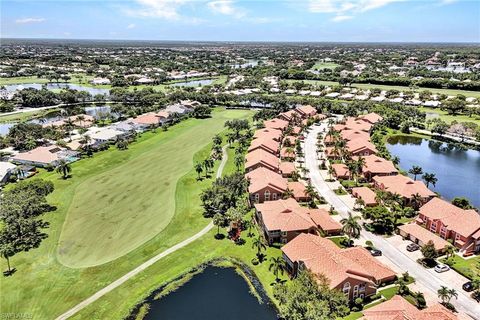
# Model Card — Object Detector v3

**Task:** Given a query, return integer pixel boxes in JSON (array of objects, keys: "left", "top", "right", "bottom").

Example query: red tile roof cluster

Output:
[
  {"left": 358, "top": 113, "right": 384, "bottom": 125},
  {"left": 245, "top": 149, "right": 280, "bottom": 172},
  {"left": 419, "top": 197, "right": 480, "bottom": 239},
  {"left": 264, "top": 118, "right": 289, "bottom": 131},
  {"left": 398, "top": 223, "right": 450, "bottom": 251},
  {"left": 331, "top": 163, "right": 350, "bottom": 178},
  {"left": 255, "top": 199, "right": 341, "bottom": 233},
  {"left": 279, "top": 161, "right": 296, "bottom": 176},
  {"left": 361, "top": 295, "right": 458, "bottom": 320},
  {"left": 247, "top": 137, "right": 280, "bottom": 155},
  {"left": 296, "top": 105, "right": 317, "bottom": 117},
  {"left": 373, "top": 175, "right": 436, "bottom": 200},
  {"left": 352, "top": 187, "right": 377, "bottom": 206},
  {"left": 253, "top": 128, "right": 283, "bottom": 141},
  {"left": 246, "top": 167, "right": 287, "bottom": 194},
  {"left": 282, "top": 234, "right": 396, "bottom": 288},
  {"left": 358, "top": 155, "right": 397, "bottom": 176}
]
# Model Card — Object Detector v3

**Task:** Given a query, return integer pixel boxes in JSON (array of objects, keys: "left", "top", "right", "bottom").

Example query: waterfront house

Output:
[
  {"left": 282, "top": 234, "right": 396, "bottom": 301},
  {"left": 372, "top": 175, "right": 436, "bottom": 206},
  {"left": 416, "top": 197, "right": 480, "bottom": 256},
  {"left": 255, "top": 199, "right": 342, "bottom": 244}
]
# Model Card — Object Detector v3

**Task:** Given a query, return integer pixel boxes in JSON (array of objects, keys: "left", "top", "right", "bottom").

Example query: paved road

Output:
[
  {"left": 410, "top": 127, "right": 480, "bottom": 146},
  {"left": 55, "top": 145, "right": 229, "bottom": 320},
  {"left": 304, "top": 124, "right": 480, "bottom": 319}
]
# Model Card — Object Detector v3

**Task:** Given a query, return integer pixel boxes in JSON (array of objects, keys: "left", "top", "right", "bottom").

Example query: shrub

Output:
[{"left": 251, "top": 258, "right": 259, "bottom": 265}]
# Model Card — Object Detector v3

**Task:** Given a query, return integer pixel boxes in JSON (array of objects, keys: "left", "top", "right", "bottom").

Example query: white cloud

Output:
[
  {"left": 332, "top": 15, "right": 353, "bottom": 22},
  {"left": 127, "top": 23, "right": 136, "bottom": 29},
  {"left": 124, "top": 0, "right": 188, "bottom": 20},
  {"left": 207, "top": 1, "right": 246, "bottom": 18},
  {"left": 15, "top": 17, "right": 46, "bottom": 24}
]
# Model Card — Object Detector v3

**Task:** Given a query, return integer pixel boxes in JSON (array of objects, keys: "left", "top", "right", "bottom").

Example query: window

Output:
[
  {"left": 359, "top": 283, "right": 366, "bottom": 292},
  {"left": 264, "top": 190, "right": 270, "bottom": 201},
  {"left": 254, "top": 193, "right": 259, "bottom": 203},
  {"left": 440, "top": 226, "right": 447, "bottom": 238},
  {"left": 281, "top": 231, "right": 287, "bottom": 236},
  {"left": 353, "top": 285, "right": 359, "bottom": 298},
  {"left": 272, "top": 193, "right": 278, "bottom": 200},
  {"left": 343, "top": 282, "right": 351, "bottom": 295},
  {"left": 430, "top": 221, "right": 437, "bottom": 233}
]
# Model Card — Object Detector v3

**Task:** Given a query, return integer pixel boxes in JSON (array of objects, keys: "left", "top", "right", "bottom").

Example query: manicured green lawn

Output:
[
  {"left": 0, "top": 108, "right": 61, "bottom": 123},
  {"left": 419, "top": 106, "right": 480, "bottom": 126},
  {"left": 0, "top": 76, "right": 50, "bottom": 85},
  {"left": 442, "top": 255, "right": 480, "bottom": 280},
  {"left": 0, "top": 108, "right": 254, "bottom": 320},
  {"left": 312, "top": 62, "right": 340, "bottom": 70},
  {"left": 329, "top": 236, "right": 349, "bottom": 248}
]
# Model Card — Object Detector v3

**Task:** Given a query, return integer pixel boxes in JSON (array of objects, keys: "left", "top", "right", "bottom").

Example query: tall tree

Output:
[
  {"left": 340, "top": 212, "right": 362, "bottom": 244},
  {"left": 55, "top": 159, "right": 72, "bottom": 179},
  {"left": 269, "top": 256, "right": 285, "bottom": 283},
  {"left": 408, "top": 165, "right": 423, "bottom": 181}
]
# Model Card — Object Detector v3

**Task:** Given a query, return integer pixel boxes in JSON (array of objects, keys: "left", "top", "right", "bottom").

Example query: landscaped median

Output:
[{"left": 0, "top": 108, "right": 255, "bottom": 320}]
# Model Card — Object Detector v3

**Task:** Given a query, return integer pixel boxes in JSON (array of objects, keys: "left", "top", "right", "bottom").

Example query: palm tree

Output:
[
  {"left": 354, "top": 197, "right": 365, "bottom": 211},
  {"left": 283, "top": 187, "right": 294, "bottom": 199},
  {"left": 448, "top": 288, "right": 458, "bottom": 303},
  {"left": 55, "top": 159, "right": 71, "bottom": 179},
  {"left": 234, "top": 153, "right": 244, "bottom": 172},
  {"left": 252, "top": 236, "right": 267, "bottom": 261},
  {"left": 340, "top": 212, "right": 362, "bottom": 244},
  {"left": 445, "top": 245, "right": 455, "bottom": 259},
  {"left": 422, "top": 172, "right": 438, "bottom": 188},
  {"left": 408, "top": 165, "right": 423, "bottom": 181},
  {"left": 391, "top": 156, "right": 400, "bottom": 166},
  {"left": 195, "top": 162, "right": 203, "bottom": 180},
  {"left": 304, "top": 183, "right": 318, "bottom": 200},
  {"left": 327, "top": 166, "right": 335, "bottom": 181},
  {"left": 269, "top": 256, "right": 285, "bottom": 283},
  {"left": 411, "top": 193, "right": 423, "bottom": 211},
  {"left": 437, "top": 286, "right": 452, "bottom": 304}
]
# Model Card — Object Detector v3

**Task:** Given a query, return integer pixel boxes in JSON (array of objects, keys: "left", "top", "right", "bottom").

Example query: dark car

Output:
[
  {"left": 463, "top": 281, "right": 474, "bottom": 292},
  {"left": 369, "top": 249, "right": 382, "bottom": 256},
  {"left": 406, "top": 243, "right": 420, "bottom": 252}
]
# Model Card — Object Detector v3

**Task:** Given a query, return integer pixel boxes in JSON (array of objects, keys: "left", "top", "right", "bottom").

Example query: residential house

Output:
[
  {"left": 253, "top": 128, "right": 283, "bottom": 142},
  {"left": 279, "top": 161, "right": 296, "bottom": 178},
  {"left": 245, "top": 149, "right": 280, "bottom": 173},
  {"left": 295, "top": 105, "right": 317, "bottom": 118},
  {"left": 264, "top": 118, "right": 289, "bottom": 131},
  {"left": 247, "top": 137, "right": 280, "bottom": 156},
  {"left": 416, "top": 197, "right": 480, "bottom": 256},
  {"left": 398, "top": 223, "right": 450, "bottom": 252},
  {"left": 373, "top": 175, "right": 436, "bottom": 206},
  {"left": 357, "top": 155, "right": 398, "bottom": 181},
  {"left": 358, "top": 112, "right": 383, "bottom": 125},
  {"left": 346, "top": 138, "right": 378, "bottom": 156},
  {"left": 352, "top": 187, "right": 377, "bottom": 207},
  {"left": 331, "top": 163, "right": 350, "bottom": 180},
  {"left": 361, "top": 295, "right": 459, "bottom": 320},
  {"left": 246, "top": 167, "right": 287, "bottom": 203},
  {"left": 255, "top": 199, "right": 342, "bottom": 244},
  {"left": 11, "top": 145, "right": 78, "bottom": 168},
  {"left": 282, "top": 234, "right": 396, "bottom": 301}
]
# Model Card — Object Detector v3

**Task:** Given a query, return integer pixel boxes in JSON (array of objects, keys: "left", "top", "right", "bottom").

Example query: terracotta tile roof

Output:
[
  {"left": 247, "top": 137, "right": 280, "bottom": 155},
  {"left": 282, "top": 234, "right": 395, "bottom": 288},
  {"left": 156, "top": 111, "right": 170, "bottom": 118},
  {"left": 352, "top": 187, "right": 377, "bottom": 206},
  {"left": 373, "top": 175, "right": 436, "bottom": 199},
  {"left": 361, "top": 295, "right": 458, "bottom": 320},
  {"left": 359, "top": 113, "right": 383, "bottom": 125},
  {"left": 287, "top": 181, "right": 308, "bottom": 199},
  {"left": 361, "top": 295, "right": 422, "bottom": 319},
  {"left": 347, "top": 138, "right": 378, "bottom": 155},
  {"left": 253, "top": 128, "right": 282, "bottom": 141},
  {"left": 278, "top": 110, "right": 297, "bottom": 121},
  {"left": 308, "top": 209, "right": 342, "bottom": 232},
  {"left": 341, "top": 129, "right": 371, "bottom": 142},
  {"left": 264, "top": 118, "right": 289, "bottom": 131},
  {"left": 132, "top": 113, "right": 162, "bottom": 125},
  {"left": 344, "top": 117, "right": 374, "bottom": 132},
  {"left": 398, "top": 223, "right": 450, "bottom": 251},
  {"left": 358, "top": 155, "right": 398, "bottom": 175},
  {"left": 296, "top": 105, "right": 317, "bottom": 117},
  {"left": 420, "top": 198, "right": 480, "bottom": 238},
  {"left": 291, "top": 126, "right": 302, "bottom": 135},
  {"left": 279, "top": 161, "right": 296, "bottom": 175},
  {"left": 280, "top": 147, "right": 295, "bottom": 159},
  {"left": 245, "top": 149, "right": 279, "bottom": 172},
  {"left": 246, "top": 167, "right": 287, "bottom": 194},
  {"left": 255, "top": 198, "right": 316, "bottom": 232},
  {"left": 331, "top": 163, "right": 350, "bottom": 178},
  {"left": 282, "top": 135, "right": 297, "bottom": 145}
]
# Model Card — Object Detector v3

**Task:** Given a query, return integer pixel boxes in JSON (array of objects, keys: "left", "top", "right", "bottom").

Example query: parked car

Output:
[
  {"left": 406, "top": 243, "right": 420, "bottom": 252},
  {"left": 369, "top": 249, "right": 382, "bottom": 256},
  {"left": 463, "top": 281, "right": 474, "bottom": 292},
  {"left": 434, "top": 264, "right": 450, "bottom": 273}
]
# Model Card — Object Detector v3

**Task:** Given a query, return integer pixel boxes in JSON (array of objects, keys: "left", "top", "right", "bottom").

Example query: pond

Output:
[
  {"left": 1, "top": 83, "right": 110, "bottom": 96},
  {"left": 232, "top": 59, "right": 259, "bottom": 69},
  {"left": 0, "top": 105, "right": 114, "bottom": 136},
  {"left": 387, "top": 135, "right": 480, "bottom": 208},
  {"left": 169, "top": 79, "right": 214, "bottom": 87},
  {"left": 136, "top": 267, "right": 278, "bottom": 320}
]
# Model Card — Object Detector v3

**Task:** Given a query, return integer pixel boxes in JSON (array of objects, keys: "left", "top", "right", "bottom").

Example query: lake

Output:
[
  {"left": 137, "top": 267, "right": 278, "bottom": 320},
  {"left": 170, "top": 79, "right": 214, "bottom": 87},
  {"left": 2, "top": 83, "right": 110, "bottom": 96},
  {"left": 387, "top": 135, "right": 480, "bottom": 208}
]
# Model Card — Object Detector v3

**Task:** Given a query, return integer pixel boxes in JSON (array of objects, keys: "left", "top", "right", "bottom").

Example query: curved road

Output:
[
  {"left": 304, "top": 123, "right": 480, "bottom": 319},
  {"left": 55, "top": 145, "right": 229, "bottom": 320}
]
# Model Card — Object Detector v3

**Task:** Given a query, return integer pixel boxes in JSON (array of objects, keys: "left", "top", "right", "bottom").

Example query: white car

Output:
[{"left": 434, "top": 264, "right": 450, "bottom": 273}]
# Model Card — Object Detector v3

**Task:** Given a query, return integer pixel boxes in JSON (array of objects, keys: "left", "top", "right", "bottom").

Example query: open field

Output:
[
  {"left": 0, "top": 108, "right": 254, "bottom": 320},
  {"left": 312, "top": 62, "right": 340, "bottom": 70},
  {"left": 286, "top": 79, "right": 480, "bottom": 98}
]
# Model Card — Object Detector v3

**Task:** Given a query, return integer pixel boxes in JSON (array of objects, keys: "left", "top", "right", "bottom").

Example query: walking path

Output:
[
  {"left": 304, "top": 123, "right": 480, "bottom": 319},
  {"left": 55, "top": 145, "right": 228, "bottom": 320}
]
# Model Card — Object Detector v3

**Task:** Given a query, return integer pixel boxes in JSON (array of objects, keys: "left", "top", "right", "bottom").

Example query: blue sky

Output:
[{"left": 2, "top": 0, "right": 479, "bottom": 42}]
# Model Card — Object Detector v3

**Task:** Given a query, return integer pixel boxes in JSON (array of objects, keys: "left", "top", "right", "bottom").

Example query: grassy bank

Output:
[{"left": 0, "top": 108, "right": 254, "bottom": 320}]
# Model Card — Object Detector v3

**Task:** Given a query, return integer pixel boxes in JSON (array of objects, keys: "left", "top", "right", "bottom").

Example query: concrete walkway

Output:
[
  {"left": 304, "top": 123, "right": 480, "bottom": 319},
  {"left": 55, "top": 145, "right": 229, "bottom": 320}
]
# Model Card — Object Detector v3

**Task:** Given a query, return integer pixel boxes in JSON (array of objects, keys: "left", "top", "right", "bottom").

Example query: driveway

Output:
[{"left": 304, "top": 123, "right": 480, "bottom": 319}]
